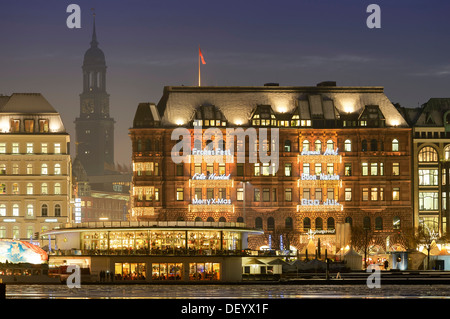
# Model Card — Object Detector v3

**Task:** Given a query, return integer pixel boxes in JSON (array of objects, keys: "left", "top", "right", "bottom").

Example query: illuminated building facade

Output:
[
  {"left": 45, "top": 221, "right": 260, "bottom": 282},
  {"left": 399, "top": 98, "right": 450, "bottom": 236},
  {"left": 0, "top": 93, "right": 71, "bottom": 242},
  {"left": 129, "top": 83, "right": 413, "bottom": 253}
]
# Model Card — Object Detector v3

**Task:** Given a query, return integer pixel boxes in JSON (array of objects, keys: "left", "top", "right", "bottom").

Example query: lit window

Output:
[
  {"left": 371, "top": 163, "right": 378, "bottom": 176},
  {"left": 302, "top": 140, "right": 310, "bottom": 152},
  {"left": 392, "top": 139, "right": 399, "bottom": 152},
  {"left": 392, "top": 187, "right": 400, "bottom": 201},
  {"left": 237, "top": 188, "right": 243, "bottom": 201},
  {"left": 27, "top": 204, "right": 34, "bottom": 217},
  {"left": 0, "top": 204, "right": 5, "bottom": 216},
  {"left": 0, "top": 143, "right": 5, "bottom": 153},
  {"left": 41, "top": 143, "right": 48, "bottom": 153},
  {"left": 392, "top": 163, "right": 400, "bottom": 176},
  {"left": 362, "top": 163, "right": 368, "bottom": 176},
  {"left": 54, "top": 143, "right": 61, "bottom": 154},
  {"left": 345, "top": 188, "right": 352, "bottom": 201},
  {"left": 344, "top": 139, "right": 352, "bottom": 152},
  {"left": 326, "top": 139, "right": 334, "bottom": 151},
  {"left": 284, "top": 163, "right": 292, "bottom": 177},
  {"left": 41, "top": 183, "right": 48, "bottom": 195},
  {"left": 176, "top": 188, "right": 184, "bottom": 201},
  {"left": 27, "top": 164, "right": 33, "bottom": 174},
  {"left": 54, "top": 183, "right": 61, "bottom": 195},
  {"left": 418, "top": 147, "right": 438, "bottom": 162},
  {"left": 27, "top": 183, "right": 33, "bottom": 195},
  {"left": 371, "top": 188, "right": 378, "bottom": 201},
  {"left": 26, "top": 143, "right": 33, "bottom": 154},
  {"left": 315, "top": 140, "right": 322, "bottom": 152},
  {"left": 12, "top": 143, "right": 19, "bottom": 154},
  {"left": 285, "top": 188, "right": 292, "bottom": 202},
  {"left": 54, "top": 163, "right": 61, "bottom": 175},
  {"left": 12, "top": 204, "right": 19, "bottom": 216},
  {"left": 41, "top": 164, "right": 48, "bottom": 175},
  {"left": 419, "top": 192, "right": 438, "bottom": 211}
]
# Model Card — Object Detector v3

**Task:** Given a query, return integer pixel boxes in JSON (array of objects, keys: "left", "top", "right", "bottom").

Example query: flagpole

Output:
[{"left": 198, "top": 46, "right": 201, "bottom": 87}]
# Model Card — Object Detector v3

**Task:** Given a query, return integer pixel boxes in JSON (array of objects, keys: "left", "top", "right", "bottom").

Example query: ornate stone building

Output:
[
  {"left": 0, "top": 93, "right": 71, "bottom": 241},
  {"left": 129, "top": 83, "right": 413, "bottom": 253}
]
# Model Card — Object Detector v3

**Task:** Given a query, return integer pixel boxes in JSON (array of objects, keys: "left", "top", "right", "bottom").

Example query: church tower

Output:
[{"left": 75, "top": 14, "right": 115, "bottom": 176}]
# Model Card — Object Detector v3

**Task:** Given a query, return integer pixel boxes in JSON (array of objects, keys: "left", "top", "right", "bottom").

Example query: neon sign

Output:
[
  {"left": 301, "top": 148, "right": 339, "bottom": 156},
  {"left": 192, "top": 173, "right": 231, "bottom": 180},
  {"left": 301, "top": 199, "right": 340, "bottom": 206},
  {"left": 192, "top": 148, "right": 232, "bottom": 156},
  {"left": 192, "top": 198, "right": 231, "bottom": 205},
  {"left": 301, "top": 173, "right": 340, "bottom": 181}
]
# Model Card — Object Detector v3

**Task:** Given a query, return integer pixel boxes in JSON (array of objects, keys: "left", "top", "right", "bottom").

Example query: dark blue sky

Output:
[{"left": 0, "top": 0, "right": 450, "bottom": 165}]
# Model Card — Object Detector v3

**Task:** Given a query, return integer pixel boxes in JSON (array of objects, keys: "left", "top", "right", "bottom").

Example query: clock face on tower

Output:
[{"left": 82, "top": 100, "right": 94, "bottom": 114}]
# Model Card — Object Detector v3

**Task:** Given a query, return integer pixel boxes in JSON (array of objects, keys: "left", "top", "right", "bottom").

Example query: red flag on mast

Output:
[{"left": 199, "top": 47, "right": 206, "bottom": 64}]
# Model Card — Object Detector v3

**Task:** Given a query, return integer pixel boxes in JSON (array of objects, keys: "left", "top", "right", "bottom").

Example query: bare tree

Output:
[{"left": 350, "top": 225, "right": 373, "bottom": 269}]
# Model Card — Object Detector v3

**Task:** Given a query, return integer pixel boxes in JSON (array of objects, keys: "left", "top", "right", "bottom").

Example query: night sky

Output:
[{"left": 0, "top": 0, "right": 450, "bottom": 165}]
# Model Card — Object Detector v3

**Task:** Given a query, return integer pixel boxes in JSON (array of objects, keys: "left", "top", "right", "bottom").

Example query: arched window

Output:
[
  {"left": 41, "top": 163, "right": 48, "bottom": 175},
  {"left": 302, "top": 140, "right": 310, "bottom": 152},
  {"left": 315, "top": 217, "right": 323, "bottom": 230},
  {"left": 12, "top": 226, "right": 19, "bottom": 239},
  {"left": 303, "top": 217, "right": 311, "bottom": 231},
  {"left": 41, "top": 204, "right": 48, "bottom": 217},
  {"left": 370, "top": 139, "right": 378, "bottom": 151},
  {"left": 219, "top": 217, "right": 226, "bottom": 222},
  {"left": 285, "top": 217, "right": 293, "bottom": 230},
  {"left": 344, "top": 139, "right": 352, "bottom": 152},
  {"left": 54, "top": 183, "right": 61, "bottom": 195},
  {"left": 362, "top": 139, "right": 367, "bottom": 152},
  {"left": 237, "top": 216, "right": 244, "bottom": 223},
  {"left": 55, "top": 204, "right": 61, "bottom": 217},
  {"left": 12, "top": 204, "right": 19, "bottom": 216},
  {"left": 284, "top": 140, "right": 291, "bottom": 152},
  {"left": 194, "top": 216, "right": 202, "bottom": 222},
  {"left": 327, "top": 217, "right": 335, "bottom": 230},
  {"left": 392, "top": 139, "right": 399, "bottom": 152},
  {"left": 445, "top": 145, "right": 450, "bottom": 161},
  {"left": 206, "top": 217, "right": 214, "bottom": 222},
  {"left": 255, "top": 217, "right": 263, "bottom": 229},
  {"left": 27, "top": 183, "right": 33, "bottom": 195},
  {"left": 326, "top": 140, "right": 334, "bottom": 151},
  {"left": 375, "top": 216, "right": 383, "bottom": 230},
  {"left": 393, "top": 216, "right": 401, "bottom": 230},
  {"left": 0, "top": 204, "right": 5, "bottom": 216},
  {"left": 27, "top": 226, "right": 33, "bottom": 239},
  {"left": 345, "top": 216, "right": 353, "bottom": 226},
  {"left": 41, "top": 183, "right": 48, "bottom": 195},
  {"left": 315, "top": 140, "right": 322, "bottom": 152},
  {"left": 27, "top": 204, "right": 34, "bottom": 217},
  {"left": 267, "top": 217, "right": 275, "bottom": 231},
  {"left": 363, "top": 216, "right": 371, "bottom": 230},
  {"left": 418, "top": 146, "right": 438, "bottom": 162},
  {"left": 27, "top": 164, "right": 33, "bottom": 174},
  {"left": 54, "top": 163, "right": 61, "bottom": 175}
]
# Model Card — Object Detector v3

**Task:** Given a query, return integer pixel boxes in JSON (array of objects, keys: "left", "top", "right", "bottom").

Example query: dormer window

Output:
[
  {"left": 251, "top": 105, "right": 276, "bottom": 127},
  {"left": 191, "top": 105, "right": 227, "bottom": 127}
]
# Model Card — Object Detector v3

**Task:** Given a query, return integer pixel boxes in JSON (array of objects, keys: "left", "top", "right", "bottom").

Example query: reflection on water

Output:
[{"left": 5, "top": 284, "right": 450, "bottom": 299}]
